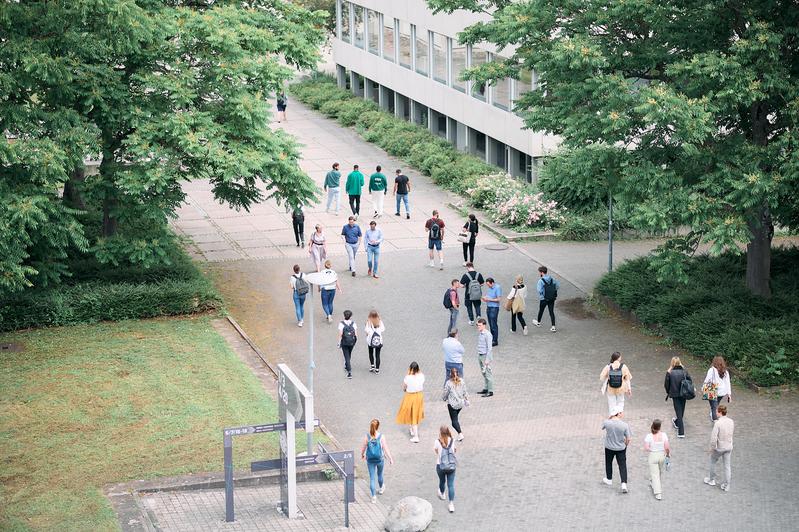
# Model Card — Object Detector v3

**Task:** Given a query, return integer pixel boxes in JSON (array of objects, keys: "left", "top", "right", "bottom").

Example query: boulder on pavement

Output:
[{"left": 384, "top": 496, "right": 433, "bottom": 532}]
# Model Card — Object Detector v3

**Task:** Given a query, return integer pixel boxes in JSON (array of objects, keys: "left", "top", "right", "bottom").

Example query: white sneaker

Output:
[
  {"left": 371, "top": 495, "right": 377, "bottom": 503},
  {"left": 439, "top": 262, "right": 444, "bottom": 270},
  {"left": 462, "top": 262, "right": 467, "bottom": 266},
  {"left": 378, "top": 484, "right": 385, "bottom": 495},
  {"left": 602, "top": 478, "right": 612, "bottom": 486},
  {"left": 298, "top": 321, "right": 303, "bottom": 327},
  {"left": 655, "top": 494, "right": 662, "bottom": 500},
  {"left": 550, "top": 326, "right": 557, "bottom": 332},
  {"left": 437, "top": 490, "right": 446, "bottom": 500},
  {"left": 532, "top": 320, "right": 541, "bottom": 327},
  {"left": 621, "top": 483, "right": 628, "bottom": 493},
  {"left": 448, "top": 502, "right": 454, "bottom": 513},
  {"left": 457, "top": 433, "right": 464, "bottom": 441},
  {"left": 677, "top": 434, "right": 686, "bottom": 438},
  {"left": 703, "top": 477, "right": 716, "bottom": 486},
  {"left": 672, "top": 417, "right": 678, "bottom": 429},
  {"left": 720, "top": 483, "right": 729, "bottom": 492},
  {"left": 410, "top": 436, "right": 420, "bottom": 443},
  {"left": 429, "top": 261, "right": 435, "bottom": 267},
  {"left": 523, "top": 326, "right": 528, "bottom": 336},
  {"left": 468, "top": 320, "right": 474, "bottom": 326}
]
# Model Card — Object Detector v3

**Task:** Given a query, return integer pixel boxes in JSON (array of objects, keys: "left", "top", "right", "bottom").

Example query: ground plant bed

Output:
[
  {"left": 596, "top": 248, "right": 799, "bottom": 387},
  {"left": 0, "top": 316, "right": 279, "bottom": 530}
]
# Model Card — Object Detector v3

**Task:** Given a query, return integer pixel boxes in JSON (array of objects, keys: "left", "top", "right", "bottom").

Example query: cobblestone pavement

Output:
[
  {"left": 181, "top": 101, "right": 799, "bottom": 531},
  {"left": 139, "top": 480, "right": 386, "bottom": 532}
]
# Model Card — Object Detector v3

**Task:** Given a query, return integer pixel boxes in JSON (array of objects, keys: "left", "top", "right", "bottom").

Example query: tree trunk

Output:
[
  {"left": 746, "top": 206, "right": 772, "bottom": 298},
  {"left": 63, "top": 166, "right": 87, "bottom": 210},
  {"left": 102, "top": 196, "right": 118, "bottom": 237}
]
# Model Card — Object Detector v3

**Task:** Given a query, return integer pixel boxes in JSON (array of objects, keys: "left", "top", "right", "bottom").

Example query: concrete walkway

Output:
[{"left": 179, "top": 100, "right": 799, "bottom": 531}]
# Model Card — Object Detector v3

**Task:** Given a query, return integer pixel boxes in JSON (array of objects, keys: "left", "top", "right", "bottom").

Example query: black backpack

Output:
[
  {"left": 429, "top": 220, "right": 441, "bottom": 240},
  {"left": 443, "top": 288, "right": 453, "bottom": 309},
  {"left": 543, "top": 278, "right": 558, "bottom": 301},
  {"left": 294, "top": 273, "right": 309, "bottom": 296},
  {"left": 680, "top": 372, "right": 696, "bottom": 400},
  {"left": 340, "top": 321, "right": 356, "bottom": 347},
  {"left": 608, "top": 363, "right": 624, "bottom": 388}
]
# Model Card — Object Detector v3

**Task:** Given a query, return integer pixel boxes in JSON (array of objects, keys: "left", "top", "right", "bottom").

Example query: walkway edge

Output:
[{"left": 508, "top": 242, "right": 591, "bottom": 296}]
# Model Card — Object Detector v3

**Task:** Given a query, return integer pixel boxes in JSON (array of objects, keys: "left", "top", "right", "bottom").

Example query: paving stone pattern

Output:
[{"left": 175, "top": 100, "right": 799, "bottom": 531}]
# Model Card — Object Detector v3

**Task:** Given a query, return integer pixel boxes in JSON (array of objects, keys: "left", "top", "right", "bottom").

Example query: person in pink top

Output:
[{"left": 644, "top": 419, "right": 671, "bottom": 500}]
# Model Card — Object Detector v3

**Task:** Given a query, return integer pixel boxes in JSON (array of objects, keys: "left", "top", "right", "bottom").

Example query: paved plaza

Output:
[{"left": 172, "top": 100, "right": 799, "bottom": 531}]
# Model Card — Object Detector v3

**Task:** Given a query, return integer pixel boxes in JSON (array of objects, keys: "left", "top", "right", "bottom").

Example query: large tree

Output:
[
  {"left": 429, "top": 0, "right": 799, "bottom": 297},
  {"left": 0, "top": 0, "right": 325, "bottom": 296}
]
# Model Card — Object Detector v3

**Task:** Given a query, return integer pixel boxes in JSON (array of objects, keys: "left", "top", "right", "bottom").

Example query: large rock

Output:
[{"left": 384, "top": 496, "right": 433, "bottom": 532}]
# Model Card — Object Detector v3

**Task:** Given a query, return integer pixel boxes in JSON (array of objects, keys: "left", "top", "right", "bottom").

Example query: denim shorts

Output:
[{"left": 428, "top": 238, "right": 442, "bottom": 250}]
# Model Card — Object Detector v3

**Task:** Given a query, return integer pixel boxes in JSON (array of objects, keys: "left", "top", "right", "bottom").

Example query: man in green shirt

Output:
[
  {"left": 324, "top": 162, "right": 341, "bottom": 214},
  {"left": 345, "top": 164, "right": 364, "bottom": 219},
  {"left": 368, "top": 165, "right": 388, "bottom": 218}
]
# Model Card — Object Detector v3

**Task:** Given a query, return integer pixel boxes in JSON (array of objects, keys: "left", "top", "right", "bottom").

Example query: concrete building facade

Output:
[{"left": 332, "top": 0, "right": 559, "bottom": 182}]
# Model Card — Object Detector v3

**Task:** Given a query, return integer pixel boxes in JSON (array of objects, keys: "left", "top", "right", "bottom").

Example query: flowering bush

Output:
[{"left": 467, "top": 174, "right": 565, "bottom": 230}]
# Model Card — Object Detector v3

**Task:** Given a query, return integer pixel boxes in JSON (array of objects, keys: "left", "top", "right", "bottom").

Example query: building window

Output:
[
  {"left": 383, "top": 17, "right": 395, "bottom": 61},
  {"left": 340, "top": 1, "right": 350, "bottom": 43},
  {"left": 353, "top": 5, "right": 365, "bottom": 49},
  {"left": 432, "top": 33, "right": 447, "bottom": 84},
  {"left": 451, "top": 41, "right": 466, "bottom": 92},
  {"left": 367, "top": 10, "right": 379, "bottom": 54},
  {"left": 470, "top": 47, "right": 487, "bottom": 100},
  {"left": 513, "top": 69, "right": 534, "bottom": 113},
  {"left": 415, "top": 29, "right": 429, "bottom": 76},
  {"left": 398, "top": 20, "right": 411, "bottom": 68}
]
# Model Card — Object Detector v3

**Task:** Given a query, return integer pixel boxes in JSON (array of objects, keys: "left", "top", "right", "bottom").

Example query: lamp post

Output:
[{"left": 301, "top": 269, "right": 338, "bottom": 454}]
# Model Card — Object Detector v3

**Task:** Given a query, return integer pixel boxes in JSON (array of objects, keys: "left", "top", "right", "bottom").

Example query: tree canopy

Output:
[
  {"left": 429, "top": 0, "right": 799, "bottom": 296},
  {"left": 0, "top": 0, "right": 326, "bottom": 296}
]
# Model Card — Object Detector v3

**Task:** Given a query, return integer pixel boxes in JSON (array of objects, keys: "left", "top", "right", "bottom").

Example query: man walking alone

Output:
[
  {"left": 476, "top": 318, "right": 493, "bottom": 397},
  {"left": 704, "top": 404, "right": 734, "bottom": 491},
  {"left": 425, "top": 210, "right": 446, "bottom": 270},
  {"left": 341, "top": 216, "right": 362, "bottom": 277},
  {"left": 533, "top": 266, "right": 560, "bottom": 332},
  {"left": 324, "top": 162, "right": 341, "bottom": 214},
  {"left": 393, "top": 169, "right": 411, "bottom": 219}
]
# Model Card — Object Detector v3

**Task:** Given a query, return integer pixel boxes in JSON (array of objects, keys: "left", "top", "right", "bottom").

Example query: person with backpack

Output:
[
  {"left": 459, "top": 263, "right": 484, "bottom": 325},
  {"left": 476, "top": 318, "right": 494, "bottom": 397},
  {"left": 425, "top": 210, "right": 446, "bottom": 269},
  {"left": 364, "top": 310, "right": 385, "bottom": 374},
  {"left": 442, "top": 367, "right": 469, "bottom": 441},
  {"left": 320, "top": 259, "right": 340, "bottom": 322},
  {"left": 361, "top": 419, "right": 394, "bottom": 503},
  {"left": 506, "top": 275, "right": 528, "bottom": 335},
  {"left": 442, "top": 329, "right": 465, "bottom": 383},
  {"left": 665, "top": 356, "right": 692, "bottom": 438},
  {"left": 481, "top": 278, "right": 501, "bottom": 346},
  {"left": 533, "top": 265, "right": 560, "bottom": 332},
  {"left": 461, "top": 214, "right": 479, "bottom": 265},
  {"left": 369, "top": 165, "right": 388, "bottom": 218},
  {"left": 345, "top": 164, "right": 364, "bottom": 219},
  {"left": 290, "top": 205, "right": 305, "bottom": 247},
  {"left": 434, "top": 425, "right": 458, "bottom": 513},
  {"left": 289, "top": 264, "right": 309, "bottom": 327},
  {"left": 341, "top": 216, "right": 362, "bottom": 277},
  {"left": 396, "top": 362, "right": 425, "bottom": 442},
  {"left": 337, "top": 310, "right": 357, "bottom": 379},
  {"left": 276, "top": 90, "right": 287, "bottom": 122},
  {"left": 443, "top": 279, "right": 461, "bottom": 335},
  {"left": 602, "top": 405, "right": 631, "bottom": 494},
  {"left": 703, "top": 356, "right": 733, "bottom": 421},
  {"left": 324, "top": 162, "right": 341, "bottom": 215},
  {"left": 599, "top": 352, "right": 632, "bottom": 414},
  {"left": 644, "top": 419, "right": 671, "bottom": 500}
]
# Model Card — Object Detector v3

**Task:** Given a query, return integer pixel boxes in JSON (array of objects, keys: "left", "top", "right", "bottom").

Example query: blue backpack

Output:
[{"left": 366, "top": 434, "right": 383, "bottom": 463}]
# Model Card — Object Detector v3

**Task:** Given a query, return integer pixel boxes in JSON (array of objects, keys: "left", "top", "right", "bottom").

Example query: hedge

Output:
[{"left": 596, "top": 248, "right": 799, "bottom": 386}]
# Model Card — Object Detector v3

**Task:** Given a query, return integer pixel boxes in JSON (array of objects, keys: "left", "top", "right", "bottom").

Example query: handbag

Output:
[
  {"left": 456, "top": 231, "right": 471, "bottom": 243},
  {"left": 701, "top": 381, "right": 718, "bottom": 401},
  {"left": 503, "top": 296, "right": 514, "bottom": 311}
]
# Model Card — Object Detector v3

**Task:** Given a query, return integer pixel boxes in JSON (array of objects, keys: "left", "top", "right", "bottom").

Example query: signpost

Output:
[{"left": 276, "top": 363, "right": 313, "bottom": 519}]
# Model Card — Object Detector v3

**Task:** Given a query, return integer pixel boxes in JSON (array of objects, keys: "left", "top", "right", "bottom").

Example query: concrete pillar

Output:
[
  {"left": 447, "top": 117, "right": 457, "bottom": 146},
  {"left": 364, "top": 78, "right": 375, "bottom": 102},
  {"left": 336, "top": 65, "right": 347, "bottom": 89},
  {"left": 456, "top": 122, "right": 469, "bottom": 152}
]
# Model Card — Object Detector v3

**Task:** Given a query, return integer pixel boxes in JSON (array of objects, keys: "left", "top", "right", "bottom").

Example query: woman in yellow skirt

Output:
[{"left": 396, "top": 361, "right": 425, "bottom": 442}]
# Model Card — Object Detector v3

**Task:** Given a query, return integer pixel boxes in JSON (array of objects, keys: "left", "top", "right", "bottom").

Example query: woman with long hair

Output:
[
  {"left": 507, "top": 275, "right": 528, "bottom": 335},
  {"left": 643, "top": 419, "right": 671, "bottom": 500},
  {"left": 396, "top": 362, "right": 425, "bottom": 442},
  {"left": 434, "top": 425, "right": 457, "bottom": 513},
  {"left": 704, "top": 355, "right": 732, "bottom": 421},
  {"left": 320, "top": 259, "right": 341, "bottom": 323},
  {"left": 308, "top": 224, "right": 327, "bottom": 272},
  {"left": 664, "top": 356, "right": 690, "bottom": 438},
  {"left": 461, "top": 213, "right": 479, "bottom": 265},
  {"left": 441, "top": 367, "right": 469, "bottom": 441},
  {"left": 360, "top": 419, "right": 394, "bottom": 503},
  {"left": 364, "top": 310, "right": 386, "bottom": 374}
]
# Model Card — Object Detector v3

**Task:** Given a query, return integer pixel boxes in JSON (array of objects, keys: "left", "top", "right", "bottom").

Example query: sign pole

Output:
[{"left": 307, "top": 288, "right": 314, "bottom": 455}]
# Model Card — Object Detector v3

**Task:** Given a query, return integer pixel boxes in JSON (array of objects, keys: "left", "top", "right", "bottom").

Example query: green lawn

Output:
[{"left": 0, "top": 316, "right": 279, "bottom": 531}]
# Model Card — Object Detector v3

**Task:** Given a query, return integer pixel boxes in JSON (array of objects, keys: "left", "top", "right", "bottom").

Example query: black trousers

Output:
[
  {"left": 672, "top": 397, "right": 686, "bottom": 436},
  {"left": 349, "top": 194, "right": 360, "bottom": 215},
  {"left": 604, "top": 447, "right": 627, "bottom": 482},
  {"left": 292, "top": 219, "right": 304, "bottom": 245},
  {"left": 368, "top": 345, "right": 382, "bottom": 369},
  {"left": 447, "top": 404, "right": 462, "bottom": 434},
  {"left": 341, "top": 345, "right": 353, "bottom": 372},
  {"left": 537, "top": 299, "right": 556, "bottom": 326},
  {"left": 464, "top": 298, "right": 481, "bottom": 322},
  {"left": 462, "top": 240, "right": 475, "bottom": 262},
  {"left": 511, "top": 311, "right": 526, "bottom": 331}
]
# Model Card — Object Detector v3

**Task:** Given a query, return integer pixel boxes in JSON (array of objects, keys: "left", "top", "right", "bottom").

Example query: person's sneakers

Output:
[
  {"left": 378, "top": 484, "right": 385, "bottom": 495},
  {"left": 703, "top": 477, "right": 717, "bottom": 486},
  {"left": 532, "top": 320, "right": 541, "bottom": 327},
  {"left": 367, "top": 269, "right": 372, "bottom": 276},
  {"left": 395, "top": 212, "right": 401, "bottom": 216},
  {"left": 354, "top": 214, "right": 358, "bottom": 221},
  {"left": 457, "top": 433, "right": 464, "bottom": 441},
  {"left": 298, "top": 321, "right": 303, "bottom": 327},
  {"left": 550, "top": 326, "right": 557, "bottom": 332},
  {"left": 375, "top": 368, "right": 380, "bottom": 374},
  {"left": 371, "top": 495, "right": 377, "bottom": 503},
  {"left": 523, "top": 326, "right": 529, "bottom": 336},
  {"left": 347, "top": 372, "right": 352, "bottom": 379},
  {"left": 463, "top": 262, "right": 468, "bottom": 267},
  {"left": 428, "top": 260, "right": 435, "bottom": 267},
  {"left": 655, "top": 494, "right": 662, "bottom": 501},
  {"left": 448, "top": 502, "right": 455, "bottom": 513},
  {"left": 672, "top": 417, "right": 678, "bottom": 429},
  {"left": 602, "top": 478, "right": 612, "bottom": 486},
  {"left": 327, "top": 315, "right": 332, "bottom": 323},
  {"left": 373, "top": 274, "right": 380, "bottom": 279},
  {"left": 373, "top": 211, "right": 378, "bottom": 217},
  {"left": 439, "top": 262, "right": 444, "bottom": 270},
  {"left": 720, "top": 483, "right": 729, "bottom": 492},
  {"left": 468, "top": 320, "right": 475, "bottom": 326},
  {"left": 352, "top": 271, "right": 356, "bottom": 277},
  {"left": 406, "top": 214, "right": 410, "bottom": 220},
  {"left": 482, "top": 392, "right": 494, "bottom": 397},
  {"left": 370, "top": 366, "right": 375, "bottom": 373},
  {"left": 677, "top": 434, "right": 686, "bottom": 438},
  {"left": 437, "top": 490, "right": 446, "bottom": 500},
  {"left": 410, "top": 436, "right": 420, "bottom": 443},
  {"left": 621, "top": 483, "right": 628, "bottom": 493},
  {"left": 478, "top": 389, "right": 488, "bottom": 394}
]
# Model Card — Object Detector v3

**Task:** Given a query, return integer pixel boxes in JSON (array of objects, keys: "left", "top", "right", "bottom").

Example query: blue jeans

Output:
[
  {"left": 292, "top": 291, "right": 306, "bottom": 322},
  {"left": 709, "top": 394, "right": 728, "bottom": 421},
  {"left": 396, "top": 193, "right": 410, "bottom": 214},
  {"left": 367, "top": 460, "right": 384, "bottom": 496},
  {"left": 436, "top": 465, "right": 455, "bottom": 501},
  {"left": 367, "top": 245, "right": 380, "bottom": 274},
  {"left": 487, "top": 306, "right": 499, "bottom": 345},
  {"left": 445, "top": 361, "right": 463, "bottom": 383},
  {"left": 321, "top": 289, "right": 335, "bottom": 317},
  {"left": 345, "top": 242, "right": 359, "bottom": 272},
  {"left": 447, "top": 308, "right": 458, "bottom": 335},
  {"left": 325, "top": 187, "right": 340, "bottom": 212}
]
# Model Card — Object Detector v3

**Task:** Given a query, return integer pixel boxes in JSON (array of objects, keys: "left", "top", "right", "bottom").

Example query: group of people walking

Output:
[
  {"left": 600, "top": 353, "right": 735, "bottom": 500},
  {"left": 323, "top": 162, "right": 412, "bottom": 220}
]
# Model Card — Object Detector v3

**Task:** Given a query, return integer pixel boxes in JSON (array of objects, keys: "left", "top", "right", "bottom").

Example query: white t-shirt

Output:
[
  {"left": 364, "top": 320, "right": 385, "bottom": 345},
  {"left": 434, "top": 437, "right": 455, "bottom": 465},
  {"left": 337, "top": 319, "right": 357, "bottom": 333},
  {"left": 645, "top": 432, "right": 669, "bottom": 453},
  {"left": 321, "top": 269, "right": 337, "bottom": 290},
  {"left": 404, "top": 373, "right": 425, "bottom": 393},
  {"left": 290, "top": 273, "right": 304, "bottom": 290}
]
